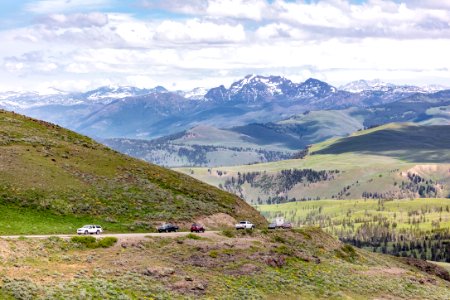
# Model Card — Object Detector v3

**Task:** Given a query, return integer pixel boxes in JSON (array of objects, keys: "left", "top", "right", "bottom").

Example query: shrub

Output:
[
  {"left": 222, "top": 229, "right": 236, "bottom": 238},
  {"left": 260, "top": 228, "right": 269, "bottom": 235},
  {"left": 273, "top": 245, "right": 294, "bottom": 256},
  {"left": 272, "top": 235, "right": 287, "bottom": 244},
  {"left": 97, "top": 237, "right": 118, "bottom": 248},
  {"left": 209, "top": 250, "right": 219, "bottom": 258},
  {"left": 70, "top": 236, "right": 117, "bottom": 249},
  {"left": 71, "top": 236, "right": 96, "bottom": 248},
  {"left": 335, "top": 244, "right": 358, "bottom": 262},
  {"left": 2, "top": 278, "right": 39, "bottom": 300},
  {"left": 186, "top": 233, "right": 201, "bottom": 240}
]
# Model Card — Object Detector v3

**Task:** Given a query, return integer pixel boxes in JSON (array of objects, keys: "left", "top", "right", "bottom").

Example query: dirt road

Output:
[{"left": 1, "top": 231, "right": 221, "bottom": 241}]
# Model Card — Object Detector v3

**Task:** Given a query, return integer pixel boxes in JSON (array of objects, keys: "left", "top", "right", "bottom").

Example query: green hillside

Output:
[
  {"left": 177, "top": 123, "right": 450, "bottom": 203},
  {"left": 313, "top": 123, "right": 450, "bottom": 163},
  {"left": 0, "top": 110, "right": 265, "bottom": 234}
]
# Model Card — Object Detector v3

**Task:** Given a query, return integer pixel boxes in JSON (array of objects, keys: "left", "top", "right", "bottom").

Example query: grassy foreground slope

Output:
[
  {"left": 0, "top": 228, "right": 449, "bottom": 299},
  {"left": 177, "top": 123, "right": 450, "bottom": 203},
  {"left": 0, "top": 110, "right": 265, "bottom": 234}
]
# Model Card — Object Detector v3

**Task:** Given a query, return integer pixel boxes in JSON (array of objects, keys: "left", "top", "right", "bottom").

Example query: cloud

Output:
[
  {"left": 154, "top": 19, "right": 246, "bottom": 43},
  {"left": 139, "top": 0, "right": 209, "bottom": 15},
  {"left": 1, "top": 1, "right": 450, "bottom": 93},
  {"left": 38, "top": 13, "right": 109, "bottom": 28},
  {"left": 24, "top": 0, "right": 112, "bottom": 14}
]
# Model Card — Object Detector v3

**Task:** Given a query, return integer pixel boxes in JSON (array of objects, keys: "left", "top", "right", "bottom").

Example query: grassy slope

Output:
[
  {"left": 177, "top": 123, "right": 450, "bottom": 202},
  {"left": 0, "top": 228, "right": 449, "bottom": 299},
  {"left": 0, "top": 110, "right": 265, "bottom": 234}
]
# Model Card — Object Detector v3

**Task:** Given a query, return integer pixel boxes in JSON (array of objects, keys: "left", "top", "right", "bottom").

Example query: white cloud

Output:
[
  {"left": 0, "top": 1, "right": 450, "bottom": 92},
  {"left": 206, "top": 0, "right": 268, "bottom": 20},
  {"left": 39, "top": 13, "right": 109, "bottom": 28},
  {"left": 25, "top": 0, "right": 112, "bottom": 14},
  {"left": 154, "top": 19, "right": 246, "bottom": 43}
]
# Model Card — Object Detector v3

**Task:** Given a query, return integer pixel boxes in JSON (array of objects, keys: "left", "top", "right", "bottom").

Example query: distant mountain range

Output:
[
  {"left": 1, "top": 75, "right": 449, "bottom": 167},
  {"left": 1, "top": 75, "right": 448, "bottom": 138}
]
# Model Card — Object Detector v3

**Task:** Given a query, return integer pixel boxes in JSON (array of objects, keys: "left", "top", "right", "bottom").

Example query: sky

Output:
[{"left": 0, "top": 0, "right": 449, "bottom": 93}]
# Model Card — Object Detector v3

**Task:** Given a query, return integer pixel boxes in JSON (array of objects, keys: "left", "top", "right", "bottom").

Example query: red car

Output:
[{"left": 190, "top": 223, "right": 205, "bottom": 233}]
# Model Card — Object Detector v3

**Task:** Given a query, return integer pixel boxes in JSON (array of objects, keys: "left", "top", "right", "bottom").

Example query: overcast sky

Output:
[{"left": 1, "top": 0, "right": 449, "bottom": 93}]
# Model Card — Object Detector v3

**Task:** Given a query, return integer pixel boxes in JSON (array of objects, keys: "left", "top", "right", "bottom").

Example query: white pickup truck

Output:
[{"left": 235, "top": 220, "right": 255, "bottom": 230}]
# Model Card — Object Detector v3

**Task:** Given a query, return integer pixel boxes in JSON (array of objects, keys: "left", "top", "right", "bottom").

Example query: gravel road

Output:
[{"left": 1, "top": 231, "right": 220, "bottom": 241}]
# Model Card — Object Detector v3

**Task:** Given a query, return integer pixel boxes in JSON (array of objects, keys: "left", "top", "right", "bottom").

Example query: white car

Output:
[
  {"left": 235, "top": 221, "right": 255, "bottom": 230},
  {"left": 77, "top": 225, "right": 103, "bottom": 235}
]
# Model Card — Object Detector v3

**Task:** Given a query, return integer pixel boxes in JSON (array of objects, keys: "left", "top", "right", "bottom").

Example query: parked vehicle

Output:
[
  {"left": 268, "top": 223, "right": 277, "bottom": 229},
  {"left": 157, "top": 223, "right": 179, "bottom": 233},
  {"left": 190, "top": 223, "right": 205, "bottom": 233},
  {"left": 77, "top": 225, "right": 103, "bottom": 235},
  {"left": 235, "top": 220, "right": 255, "bottom": 230},
  {"left": 268, "top": 222, "right": 292, "bottom": 230},
  {"left": 281, "top": 222, "right": 293, "bottom": 229}
]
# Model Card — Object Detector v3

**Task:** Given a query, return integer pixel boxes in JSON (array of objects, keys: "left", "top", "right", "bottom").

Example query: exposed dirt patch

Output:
[
  {"left": 194, "top": 213, "right": 236, "bottom": 229},
  {"left": 361, "top": 267, "right": 407, "bottom": 276}
]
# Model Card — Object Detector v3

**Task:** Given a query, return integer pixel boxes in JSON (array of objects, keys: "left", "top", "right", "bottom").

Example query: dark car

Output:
[
  {"left": 268, "top": 223, "right": 277, "bottom": 229},
  {"left": 281, "top": 222, "right": 293, "bottom": 229},
  {"left": 190, "top": 223, "right": 205, "bottom": 233},
  {"left": 157, "top": 223, "right": 179, "bottom": 233}
]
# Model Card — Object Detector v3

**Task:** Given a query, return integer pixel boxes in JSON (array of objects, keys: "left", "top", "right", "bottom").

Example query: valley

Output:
[{"left": 177, "top": 123, "right": 450, "bottom": 203}]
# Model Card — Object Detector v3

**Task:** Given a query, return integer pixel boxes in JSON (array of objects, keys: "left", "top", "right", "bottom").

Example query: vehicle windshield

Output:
[{"left": 240, "top": 221, "right": 246, "bottom": 224}]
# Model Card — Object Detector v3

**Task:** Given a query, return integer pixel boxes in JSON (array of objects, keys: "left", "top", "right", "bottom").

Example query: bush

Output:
[
  {"left": 335, "top": 244, "right": 358, "bottom": 262},
  {"left": 209, "top": 250, "right": 219, "bottom": 258},
  {"left": 97, "top": 237, "right": 118, "bottom": 248},
  {"left": 222, "top": 229, "right": 236, "bottom": 238},
  {"left": 260, "top": 228, "right": 269, "bottom": 235},
  {"left": 186, "top": 233, "right": 201, "bottom": 240},
  {"left": 70, "top": 236, "right": 117, "bottom": 249},
  {"left": 272, "top": 235, "right": 287, "bottom": 244},
  {"left": 71, "top": 236, "right": 97, "bottom": 248}
]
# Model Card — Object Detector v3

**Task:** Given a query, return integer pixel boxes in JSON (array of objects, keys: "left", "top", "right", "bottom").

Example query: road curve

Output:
[{"left": 0, "top": 231, "right": 220, "bottom": 241}]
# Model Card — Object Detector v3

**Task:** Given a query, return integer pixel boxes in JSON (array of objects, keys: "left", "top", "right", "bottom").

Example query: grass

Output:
[
  {"left": 0, "top": 228, "right": 449, "bottom": 299},
  {"left": 0, "top": 110, "right": 266, "bottom": 234},
  {"left": 312, "top": 123, "right": 450, "bottom": 163},
  {"left": 177, "top": 124, "right": 450, "bottom": 204},
  {"left": 0, "top": 204, "right": 133, "bottom": 234}
]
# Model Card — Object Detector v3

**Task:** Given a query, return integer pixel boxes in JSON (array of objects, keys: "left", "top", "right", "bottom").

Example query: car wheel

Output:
[{"left": 96, "top": 230, "right": 100, "bottom": 234}]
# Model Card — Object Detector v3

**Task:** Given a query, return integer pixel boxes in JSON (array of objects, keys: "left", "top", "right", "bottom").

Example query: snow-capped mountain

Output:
[
  {"left": 204, "top": 75, "right": 336, "bottom": 103},
  {"left": 81, "top": 85, "right": 167, "bottom": 102},
  {"left": 0, "top": 75, "right": 449, "bottom": 140},
  {"left": 177, "top": 87, "right": 208, "bottom": 100},
  {"left": 295, "top": 78, "right": 338, "bottom": 99},
  {"left": 340, "top": 79, "right": 447, "bottom": 94}
]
